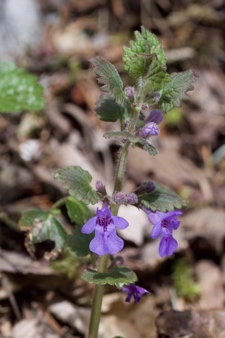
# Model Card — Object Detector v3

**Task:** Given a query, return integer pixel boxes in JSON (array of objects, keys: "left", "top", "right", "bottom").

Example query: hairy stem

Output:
[
  {"left": 113, "top": 141, "right": 130, "bottom": 195},
  {"left": 88, "top": 135, "right": 132, "bottom": 337}
]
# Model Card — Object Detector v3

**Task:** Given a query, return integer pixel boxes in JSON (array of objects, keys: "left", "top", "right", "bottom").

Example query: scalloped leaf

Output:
[
  {"left": 144, "top": 54, "right": 170, "bottom": 92},
  {"left": 90, "top": 57, "right": 124, "bottom": 103},
  {"left": 95, "top": 95, "right": 125, "bottom": 122},
  {"left": 139, "top": 182, "right": 187, "bottom": 212},
  {"left": 82, "top": 266, "right": 137, "bottom": 288},
  {"left": 0, "top": 61, "right": 44, "bottom": 113},
  {"left": 54, "top": 166, "right": 99, "bottom": 205},
  {"left": 123, "top": 26, "right": 166, "bottom": 78},
  {"left": 67, "top": 227, "right": 94, "bottom": 257},
  {"left": 159, "top": 70, "right": 198, "bottom": 113}
]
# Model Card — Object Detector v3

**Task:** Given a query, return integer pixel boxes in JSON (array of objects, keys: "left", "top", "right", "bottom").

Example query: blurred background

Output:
[{"left": 1, "top": 0, "right": 225, "bottom": 337}]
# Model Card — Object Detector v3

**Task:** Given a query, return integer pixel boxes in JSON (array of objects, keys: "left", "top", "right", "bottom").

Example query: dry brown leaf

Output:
[
  {"left": 182, "top": 207, "right": 225, "bottom": 254},
  {"left": 195, "top": 260, "right": 225, "bottom": 309},
  {"left": 156, "top": 308, "right": 225, "bottom": 338}
]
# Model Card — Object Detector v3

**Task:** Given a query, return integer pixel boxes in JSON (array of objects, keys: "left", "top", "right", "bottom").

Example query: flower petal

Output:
[
  {"left": 151, "top": 222, "right": 162, "bottom": 238},
  {"left": 139, "top": 122, "right": 159, "bottom": 138},
  {"left": 146, "top": 211, "right": 164, "bottom": 225},
  {"left": 122, "top": 284, "right": 150, "bottom": 304},
  {"left": 105, "top": 229, "right": 124, "bottom": 255},
  {"left": 89, "top": 232, "right": 108, "bottom": 256},
  {"left": 81, "top": 217, "right": 97, "bottom": 234},
  {"left": 165, "top": 210, "right": 182, "bottom": 230},
  {"left": 112, "top": 216, "right": 129, "bottom": 229},
  {"left": 146, "top": 109, "right": 163, "bottom": 124},
  {"left": 159, "top": 235, "right": 178, "bottom": 258}
]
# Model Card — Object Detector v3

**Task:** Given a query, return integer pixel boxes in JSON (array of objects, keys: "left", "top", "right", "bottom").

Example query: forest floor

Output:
[{"left": 1, "top": 1, "right": 225, "bottom": 337}]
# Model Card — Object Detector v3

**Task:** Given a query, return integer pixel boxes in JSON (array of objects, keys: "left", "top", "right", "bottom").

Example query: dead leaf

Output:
[{"left": 156, "top": 308, "right": 225, "bottom": 338}]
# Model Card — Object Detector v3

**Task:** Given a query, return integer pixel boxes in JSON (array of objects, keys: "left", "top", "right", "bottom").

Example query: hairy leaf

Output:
[
  {"left": 66, "top": 197, "right": 92, "bottom": 226},
  {"left": 82, "top": 266, "right": 137, "bottom": 288},
  {"left": 90, "top": 57, "right": 124, "bottom": 103},
  {"left": 139, "top": 182, "right": 187, "bottom": 212},
  {"left": 134, "top": 141, "right": 158, "bottom": 156},
  {"left": 54, "top": 166, "right": 99, "bottom": 205},
  {"left": 103, "top": 131, "right": 132, "bottom": 140},
  {"left": 123, "top": 26, "right": 166, "bottom": 78},
  {"left": 95, "top": 95, "right": 125, "bottom": 122},
  {"left": 0, "top": 61, "right": 44, "bottom": 113},
  {"left": 67, "top": 227, "right": 94, "bottom": 257},
  {"left": 159, "top": 70, "right": 198, "bottom": 112},
  {"left": 144, "top": 54, "right": 170, "bottom": 92}
]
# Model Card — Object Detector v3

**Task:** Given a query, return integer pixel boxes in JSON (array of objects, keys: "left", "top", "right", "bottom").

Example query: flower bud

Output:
[
  {"left": 96, "top": 180, "right": 106, "bottom": 195},
  {"left": 152, "top": 92, "right": 161, "bottom": 103},
  {"left": 139, "top": 122, "right": 159, "bottom": 138},
  {"left": 125, "top": 193, "right": 138, "bottom": 205},
  {"left": 124, "top": 86, "right": 135, "bottom": 100},
  {"left": 143, "top": 181, "right": 155, "bottom": 193},
  {"left": 146, "top": 110, "right": 163, "bottom": 124},
  {"left": 112, "top": 192, "right": 126, "bottom": 204}
]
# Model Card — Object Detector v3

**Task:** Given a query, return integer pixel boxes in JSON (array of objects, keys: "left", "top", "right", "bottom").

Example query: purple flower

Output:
[
  {"left": 143, "top": 181, "right": 156, "bottom": 193},
  {"left": 122, "top": 284, "right": 150, "bottom": 303},
  {"left": 139, "top": 122, "right": 159, "bottom": 138},
  {"left": 81, "top": 202, "right": 129, "bottom": 256},
  {"left": 145, "top": 110, "right": 163, "bottom": 124},
  {"left": 143, "top": 209, "right": 182, "bottom": 258},
  {"left": 112, "top": 192, "right": 127, "bottom": 204},
  {"left": 139, "top": 110, "right": 163, "bottom": 139},
  {"left": 125, "top": 193, "right": 138, "bottom": 205},
  {"left": 96, "top": 180, "right": 106, "bottom": 195},
  {"left": 124, "top": 86, "right": 135, "bottom": 100}
]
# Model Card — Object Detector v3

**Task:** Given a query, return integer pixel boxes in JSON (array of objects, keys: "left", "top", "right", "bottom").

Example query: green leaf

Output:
[
  {"left": 20, "top": 211, "right": 67, "bottom": 255},
  {"left": 0, "top": 61, "right": 45, "bottom": 113},
  {"left": 159, "top": 70, "right": 197, "bottom": 112},
  {"left": 82, "top": 266, "right": 137, "bottom": 288},
  {"left": 66, "top": 196, "right": 92, "bottom": 226},
  {"left": 90, "top": 57, "right": 124, "bottom": 103},
  {"left": 95, "top": 96, "right": 125, "bottom": 122},
  {"left": 67, "top": 227, "right": 94, "bottom": 257},
  {"left": 20, "top": 209, "right": 49, "bottom": 227},
  {"left": 123, "top": 26, "right": 166, "bottom": 78},
  {"left": 54, "top": 166, "right": 99, "bottom": 205},
  {"left": 138, "top": 182, "right": 187, "bottom": 212},
  {"left": 40, "top": 215, "right": 67, "bottom": 251},
  {"left": 144, "top": 54, "right": 170, "bottom": 92},
  {"left": 134, "top": 141, "right": 158, "bottom": 156},
  {"left": 103, "top": 131, "right": 132, "bottom": 140}
]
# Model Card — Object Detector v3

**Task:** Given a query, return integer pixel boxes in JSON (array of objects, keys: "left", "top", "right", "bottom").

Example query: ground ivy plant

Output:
[{"left": 1, "top": 26, "right": 197, "bottom": 338}]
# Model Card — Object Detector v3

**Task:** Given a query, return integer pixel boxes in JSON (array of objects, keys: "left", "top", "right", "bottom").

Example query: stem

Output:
[
  {"left": 0, "top": 211, "right": 19, "bottom": 230},
  {"left": 88, "top": 255, "right": 109, "bottom": 338},
  {"left": 127, "top": 106, "right": 140, "bottom": 134},
  {"left": 113, "top": 141, "right": 130, "bottom": 195},
  {"left": 88, "top": 137, "right": 131, "bottom": 338},
  {"left": 51, "top": 196, "right": 68, "bottom": 210}
]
